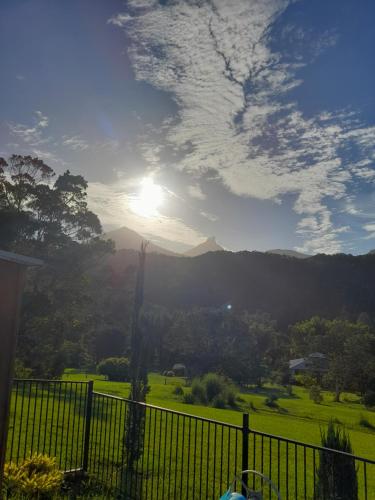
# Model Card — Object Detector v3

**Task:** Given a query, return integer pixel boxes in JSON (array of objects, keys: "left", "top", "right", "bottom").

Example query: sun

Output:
[{"left": 130, "top": 177, "right": 164, "bottom": 218}]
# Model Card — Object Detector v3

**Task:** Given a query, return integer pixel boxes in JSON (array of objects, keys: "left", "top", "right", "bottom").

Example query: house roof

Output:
[
  {"left": 0, "top": 250, "right": 43, "bottom": 267},
  {"left": 289, "top": 358, "right": 306, "bottom": 370}
]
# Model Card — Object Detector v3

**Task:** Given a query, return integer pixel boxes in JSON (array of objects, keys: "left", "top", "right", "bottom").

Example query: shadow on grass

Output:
[{"left": 242, "top": 385, "right": 300, "bottom": 400}]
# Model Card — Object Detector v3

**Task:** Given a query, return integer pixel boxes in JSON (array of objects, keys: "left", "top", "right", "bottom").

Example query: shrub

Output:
[
  {"left": 191, "top": 380, "right": 207, "bottom": 404},
  {"left": 173, "top": 385, "right": 184, "bottom": 396},
  {"left": 309, "top": 384, "right": 323, "bottom": 404},
  {"left": 212, "top": 395, "right": 226, "bottom": 409},
  {"left": 363, "top": 390, "right": 375, "bottom": 408},
  {"left": 316, "top": 421, "right": 358, "bottom": 500},
  {"left": 294, "top": 374, "right": 316, "bottom": 387},
  {"left": 97, "top": 357, "right": 129, "bottom": 382},
  {"left": 203, "top": 373, "right": 226, "bottom": 402},
  {"left": 264, "top": 394, "right": 278, "bottom": 408},
  {"left": 358, "top": 415, "right": 375, "bottom": 431},
  {"left": 182, "top": 393, "right": 195, "bottom": 404},
  {"left": 3, "top": 454, "right": 63, "bottom": 498},
  {"left": 226, "top": 389, "right": 237, "bottom": 408}
]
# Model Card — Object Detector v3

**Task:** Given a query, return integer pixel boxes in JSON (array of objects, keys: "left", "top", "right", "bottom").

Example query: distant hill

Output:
[
  {"left": 184, "top": 237, "right": 224, "bottom": 257},
  {"left": 107, "top": 250, "right": 375, "bottom": 327},
  {"left": 103, "top": 226, "right": 178, "bottom": 256},
  {"left": 266, "top": 249, "right": 310, "bottom": 259}
]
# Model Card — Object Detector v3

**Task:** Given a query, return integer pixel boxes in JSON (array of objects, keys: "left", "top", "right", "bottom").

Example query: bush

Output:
[
  {"left": 97, "top": 357, "right": 129, "bottom": 382},
  {"left": 189, "top": 373, "right": 238, "bottom": 408},
  {"left": 3, "top": 454, "right": 63, "bottom": 498},
  {"left": 191, "top": 380, "right": 207, "bottom": 404},
  {"left": 212, "top": 395, "right": 226, "bottom": 408},
  {"left": 226, "top": 389, "right": 237, "bottom": 408},
  {"left": 309, "top": 384, "right": 323, "bottom": 404},
  {"left": 182, "top": 393, "right": 195, "bottom": 404},
  {"left": 203, "top": 373, "right": 226, "bottom": 402},
  {"left": 264, "top": 394, "right": 279, "bottom": 408},
  {"left": 316, "top": 421, "right": 358, "bottom": 500},
  {"left": 358, "top": 415, "right": 375, "bottom": 430},
  {"left": 363, "top": 390, "right": 375, "bottom": 408},
  {"left": 173, "top": 385, "right": 184, "bottom": 396},
  {"left": 295, "top": 374, "right": 317, "bottom": 388}
]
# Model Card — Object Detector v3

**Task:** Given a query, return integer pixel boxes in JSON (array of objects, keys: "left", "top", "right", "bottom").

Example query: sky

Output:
[{"left": 1, "top": 0, "right": 375, "bottom": 255}]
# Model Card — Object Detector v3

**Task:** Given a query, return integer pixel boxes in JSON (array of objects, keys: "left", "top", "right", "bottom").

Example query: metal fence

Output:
[
  {"left": 7, "top": 380, "right": 375, "bottom": 499},
  {"left": 6, "top": 379, "right": 92, "bottom": 472}
]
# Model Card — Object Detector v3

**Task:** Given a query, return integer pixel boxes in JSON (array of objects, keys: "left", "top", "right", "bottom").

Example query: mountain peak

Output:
[{"left": 184, "top": 236, "right": 224, "bottom": 257}]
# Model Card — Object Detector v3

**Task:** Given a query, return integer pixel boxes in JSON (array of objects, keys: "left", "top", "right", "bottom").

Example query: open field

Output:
[{"left": 63, "top": 370, "right": 375, "bottom": 460}]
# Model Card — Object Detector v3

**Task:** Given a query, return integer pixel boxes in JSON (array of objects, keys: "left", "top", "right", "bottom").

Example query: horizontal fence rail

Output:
[
  {"left": 6, "top": 379, "right": 91, "bottom": 472},
  {"left": 7, "top": 380, "right": 375, "bottom": 499}
]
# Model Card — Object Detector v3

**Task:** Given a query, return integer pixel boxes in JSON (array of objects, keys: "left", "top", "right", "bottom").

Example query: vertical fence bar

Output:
[
  {"left": 82, "top": 380, "right": 93, "bottom": 473},
  {"left": 241, "top": 413, "right": 249, "bottom": 496}
]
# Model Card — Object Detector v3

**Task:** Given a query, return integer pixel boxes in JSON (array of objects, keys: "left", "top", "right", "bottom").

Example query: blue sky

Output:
[{"left": 1, "top": 0, "right": 375, "bottom": 254}]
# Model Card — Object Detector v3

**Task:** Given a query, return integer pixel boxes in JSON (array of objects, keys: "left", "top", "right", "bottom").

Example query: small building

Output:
[
  {"left": 289, "top": 352, "right": 328, "bottom": 377},
  {"left": 172, "top": 363, "right": 187, "bottom": 377}
]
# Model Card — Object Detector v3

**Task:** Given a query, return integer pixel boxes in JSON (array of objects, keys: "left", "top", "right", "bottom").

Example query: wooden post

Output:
[{"left": 0, "top": 250, "right": 42, "bottom": 495}]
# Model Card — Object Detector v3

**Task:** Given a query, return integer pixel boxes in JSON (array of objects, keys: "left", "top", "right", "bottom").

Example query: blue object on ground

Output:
[{"left": 219, "top": 491, "right": 247, "bottom": 500}]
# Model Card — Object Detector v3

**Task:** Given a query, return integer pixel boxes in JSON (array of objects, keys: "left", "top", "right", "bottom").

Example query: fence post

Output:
[
  {"left": 82, "top": 380, "right": 94, "bottom": 473},
  {"left": 241, "top": 413, "right": 249, "bottom": 496}
]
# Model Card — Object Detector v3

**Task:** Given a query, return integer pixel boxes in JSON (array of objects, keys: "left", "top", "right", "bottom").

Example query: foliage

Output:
[
  {"left": 264, "top": 394, "right": 279, "bottom": 408},
  {"left": 188, "top": 373, "right": 237, "bottom": 408},
  {"left": 316, "top": 421, "right": 358, "bottom": 500},
  {"left": 97, "top": 357, "right": 130, "bottom": 381},
  {"left": 362, "top": 391, "right": 375, "bottom": 408},
  {"left": 358, "top": 415, "right": 375, "bottom": 431},
  {"left": 13, "top": 358, "right": 33, "bottom": 378},
  {"left": 3, "top": 454, "right": 63, "bottom": 498},
  {"left": 309, "top": 384, "right": 323, "bottom": 404},
  {"left": 172, "top": 385, "right": 184, "bottom": 396}
]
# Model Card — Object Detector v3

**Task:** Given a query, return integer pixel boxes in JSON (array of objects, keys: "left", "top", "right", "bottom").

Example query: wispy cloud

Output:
[
  {"left": 111, "top": 0, "right": 375, "bottom": 254},
  {"left": 9, "top": 110, "right": 50, "bottom": 146},
  {"left": 62, "top": 135, "right": 89, "bottom": 151},
  {"left": 188, "top": 184, "right": 206, "bottom": 200}
]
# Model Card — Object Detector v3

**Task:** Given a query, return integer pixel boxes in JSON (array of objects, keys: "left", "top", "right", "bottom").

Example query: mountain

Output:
[
  {"left": 266, "top": 249, "right": 310, "bottom": 259},
  {"left": 103, "top": 226, "right": 178, "bottom": 256},
  {"left": 184, "top": 237, "right": 224, "bottom": 257},
  {"left": 106, "top": 250, "right": 375, "bottom": 328}
]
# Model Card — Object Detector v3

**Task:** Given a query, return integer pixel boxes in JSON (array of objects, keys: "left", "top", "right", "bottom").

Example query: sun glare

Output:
[{"left": 130, "top": 177, "right": 164, "bottom": 218}]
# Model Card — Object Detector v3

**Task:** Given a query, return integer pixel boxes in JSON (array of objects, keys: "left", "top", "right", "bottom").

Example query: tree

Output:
[
  {"left": 0, "top": 154, "right": 113, "bottom": 378},
  {"left": 97, "top": 357, "right": 130, "bottom": 381},
  {"left": 316, "top": 420, "right": 358, "bottom": 500}
]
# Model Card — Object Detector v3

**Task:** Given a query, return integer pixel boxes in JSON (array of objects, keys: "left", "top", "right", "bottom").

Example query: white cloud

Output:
[
  {"left": 87, "top": 180, "right": 205, "bottom": 246},
  {"left": 62, "top": 135, "right": 89, "bottom": 151},
  {"left": 200, "top": 210, "right": 219, "bottom": 222},
  {"left": 9, "top": 110, "right": 50, "bottom": 146},
  {"left": 112, "top": 0, "right": 375, "bottom": 254},
  {"left": 187, "top": 184, "right": 206, "bottom": 200}
]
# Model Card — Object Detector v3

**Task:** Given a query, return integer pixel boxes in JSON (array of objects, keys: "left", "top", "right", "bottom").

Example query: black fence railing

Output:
[
  {"left": 6, "top": 380, "right": 375, "bottom": 499},
  {"left": 6, "top": 379, "right": 92, "bottom": 472}
]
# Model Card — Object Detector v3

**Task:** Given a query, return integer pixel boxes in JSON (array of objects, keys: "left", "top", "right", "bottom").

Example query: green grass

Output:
[
  {"left": 63, "top": 370, "right": 375, "bottom": 460},
  {"left": 7, "top": 371, "right": 374, "bottom": 499}
]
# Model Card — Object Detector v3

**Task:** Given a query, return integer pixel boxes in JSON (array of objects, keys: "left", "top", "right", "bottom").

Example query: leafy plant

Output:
[
  {"left": 3, "top": 454, "right": 63, "bottom": 498},
  {"left": 172, "top": 385, "right": 184, "bottom": 396},
  {"left": 182, "top": 393, "right": 195, "bottom": 404},
  {"left": 264, "top": 394, "right": 279, "bottom": 408},
  {"left": 309, "top": 384, "right": 323, "bottom": 404},
  {"left": 316, "top": 421, "right": 358, "bottom": 500},
  {"left": 97, "top": 357, "right": 130, "bottom": 382}
]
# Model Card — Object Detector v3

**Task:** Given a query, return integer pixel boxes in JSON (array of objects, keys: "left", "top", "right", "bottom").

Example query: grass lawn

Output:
[{"left": 63, "top": 370, "right": 375, "bottom": 460}]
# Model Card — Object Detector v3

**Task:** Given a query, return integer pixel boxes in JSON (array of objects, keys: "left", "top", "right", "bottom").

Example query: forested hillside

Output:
[{"left": 109, "top": 249, "right": 375, "bottom": 327}]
